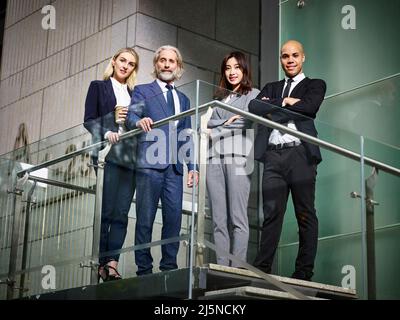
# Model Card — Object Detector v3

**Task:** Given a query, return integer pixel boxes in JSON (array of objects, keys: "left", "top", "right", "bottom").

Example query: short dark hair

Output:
[{"left": 216, "top": 51, "right": 253, "bottom": 99}]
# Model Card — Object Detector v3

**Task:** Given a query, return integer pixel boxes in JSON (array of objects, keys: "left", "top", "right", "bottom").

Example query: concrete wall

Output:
[{"left": 0, "top": 0, "right": 260, "bottom": 155}]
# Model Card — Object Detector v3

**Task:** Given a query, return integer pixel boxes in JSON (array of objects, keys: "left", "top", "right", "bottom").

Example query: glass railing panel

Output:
[
  {"left": 279, "top": 232, "right": 363, "bottom": 291},
  {"left": 2, "top": 125, "right": 99, "bottom": 298},
  {"left": 364, "top": 138, "right": 399, "bottom": 228},
  {"left": 6, "top": 165, "right": 95, "bottom": 298},
  {"left": 364, "top": 137, "right": 399, "bottom": 299},
  {"left": 180, "top": 79, "right": 216, "bottom": 107},
  {"left": 320, "top": 75, "right": 400, "bottom": 151},
  {"left": 374, "top": 227, "right": 399, "bottom": 300},
  {"left": 2, "top": 140, "right": 40, "bottom": 165},
  {"left": 34, "top": 125, "right": 95, "bottom": 189},
  {"left": 277, "top": 119, "right": 365, "bottom": 262},
  {"left": 0, "top": 158, "right": 18, "bottom": 299},
  {"left": 1, "top": 124, "right": 96, "bottom": 190},
  {"left": 0, "top": 125, "right": 102, "bottom": 298},
  {"left": 279, "top": 144, "right": 363, "bottom": 240}
]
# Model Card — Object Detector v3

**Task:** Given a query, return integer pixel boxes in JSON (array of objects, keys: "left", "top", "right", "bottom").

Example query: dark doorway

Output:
[{"left": 0, "top": 1, "right": 7, "bottom": 70}]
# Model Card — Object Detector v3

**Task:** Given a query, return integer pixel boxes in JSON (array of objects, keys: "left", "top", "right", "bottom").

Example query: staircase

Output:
[{"left": 25, "top": 263, "right": 357, "bottom": 300}]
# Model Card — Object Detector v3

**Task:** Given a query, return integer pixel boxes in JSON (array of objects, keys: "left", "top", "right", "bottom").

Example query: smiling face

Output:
[
  {"left": 112, "top": 51, "right": 137, "bottom": 83},
  {"left": 280, "top": 40, "right": 305, "bottom": 78},
  {"left": 155, "top": 49, "right": 178, "bottom": 83},
  {"left": 224, "top": 57, "right": 243, "bottom": 91}
]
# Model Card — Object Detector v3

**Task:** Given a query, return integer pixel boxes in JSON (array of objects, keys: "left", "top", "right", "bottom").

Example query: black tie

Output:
[
  {"left": 282, "top": 78, "right": 294, "bottom": 98},
  {"left": 165, "top": 84, "right": 175, "bottom": 115},
  {"left": 278, "top": 78, "right": 294, "bottom": 135}
]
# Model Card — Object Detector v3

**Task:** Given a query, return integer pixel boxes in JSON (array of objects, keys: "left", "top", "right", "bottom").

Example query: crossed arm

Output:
[{"left": 249, "top": 79, "right": 326, "bottom": 123}]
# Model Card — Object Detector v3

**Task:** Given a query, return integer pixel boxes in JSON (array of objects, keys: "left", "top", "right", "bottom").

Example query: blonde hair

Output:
[
  {"left": 151, "top": 45, "right": 184, "bottom": 80},
  {"left": 103, "top": 47, "right": 139, "bottom": 90}
]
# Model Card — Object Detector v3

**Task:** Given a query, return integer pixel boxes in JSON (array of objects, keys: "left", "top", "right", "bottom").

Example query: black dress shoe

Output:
[
  {"left": 291, "top": 270, "right": 313, "bottom": 281},
  {"left": 254, "top": 265, "right": 272, "bottom": 274}
]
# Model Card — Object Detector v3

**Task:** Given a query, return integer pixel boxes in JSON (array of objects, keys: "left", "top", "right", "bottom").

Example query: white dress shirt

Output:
[
  {"left": 105, "top": 77, "right": 131, "bottom": 136},
  {"left": 156, "top": 78, "right": 180, "bottom": 126},
  {"left": 110, "top": 77, "right": 131, "bottom": 106},
  {"left": 268, "top": 73, "right": 305, "bottom": 145}
]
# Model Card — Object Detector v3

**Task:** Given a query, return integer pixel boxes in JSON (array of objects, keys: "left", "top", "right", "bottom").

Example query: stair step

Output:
[
  {"left": 205, "top": 263, "right": 357, "bottom": 300},
  {"left": 202, "top": 286, "right": 327, "bottom": 300}
]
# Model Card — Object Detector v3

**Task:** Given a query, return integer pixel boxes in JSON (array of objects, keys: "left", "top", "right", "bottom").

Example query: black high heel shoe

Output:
[
  {"left": 103, "top": 265, "right": 122, "bottom": 281},
  {"left": 98, "top": 265, "right": 108, "bottom": 283}
]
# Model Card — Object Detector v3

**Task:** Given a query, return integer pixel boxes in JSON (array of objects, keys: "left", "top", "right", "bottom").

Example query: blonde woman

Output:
[{"left": 84, "top": 47, "right": 139, "bottom": 281}]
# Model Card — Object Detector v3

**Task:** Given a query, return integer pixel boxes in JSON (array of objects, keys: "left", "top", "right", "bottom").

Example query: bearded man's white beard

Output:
[{"left": 158, "top": 71, "right": 176, "bottom": 82}]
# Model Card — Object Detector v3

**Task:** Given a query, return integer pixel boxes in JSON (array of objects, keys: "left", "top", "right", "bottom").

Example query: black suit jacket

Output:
[
  {"left": 249, "top": 77, "right": 326, "bottom": 164},
  {"left": 84, "top": 79, "right": 136, "bottom": 169}
]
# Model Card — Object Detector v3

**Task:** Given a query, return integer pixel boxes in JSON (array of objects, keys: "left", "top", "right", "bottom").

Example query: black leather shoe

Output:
[
  {"left": 254, "top": 265, "right": 272, "bottom": 274},
  {"left": 291, "top": 270, "right": 313, "bottom": 281}
]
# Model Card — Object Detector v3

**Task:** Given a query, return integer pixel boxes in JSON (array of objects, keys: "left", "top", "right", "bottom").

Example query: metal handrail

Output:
[
  {"left": 5, "top": 96, "right": 399, "bottom": 299},
  {"left": 213, "top": 100, "right": 400, "bottom": 177},
  {"left": 16, "top": 100, "right": 400, "bottom": 178},
  {"left": 15, "top": 107, "right": 196, "bottom": 177},
  {"left": 27, "top": 175, "right": 95, "bottom": 194}
]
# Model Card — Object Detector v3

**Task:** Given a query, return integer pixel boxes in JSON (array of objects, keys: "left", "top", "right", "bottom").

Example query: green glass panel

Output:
[
  {"left": 321, "top": 76, "right": 399, "bottom": 149},
  {"left": 280, "top": 0, "right": 400, "bottom": 96},
  {"left": 365, "top": 138, "right": 399, "bottom": 228},
  {"left": 375, "top": 227, "right": 400, "bottom": 299}
]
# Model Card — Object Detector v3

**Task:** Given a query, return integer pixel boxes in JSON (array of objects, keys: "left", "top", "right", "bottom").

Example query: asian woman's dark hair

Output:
[{"left": 215, "top": 51, "right": 253, "bottom": 100}]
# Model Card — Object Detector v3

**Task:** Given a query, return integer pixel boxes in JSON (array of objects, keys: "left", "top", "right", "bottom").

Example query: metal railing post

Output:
[
  {"left": 360, "top": 136, "right": 368, "bottom": 299},
  {"left": 19, "top": 181, "right": 37, "bottom": 298},
  {"left": 188, "top": 81, "right": 200, "bottom": 299},
  {"left": 195, "top": 107, "right": 213, "bottom": 268},
  {"left": 7, "top": 173, "right": 28, "bottom": 300},
  {"left": 90, "top": 143, "right": 111, "bottom": 284},
  {"left": 365, "top": 167, "right": 379, "bottom": 300}
]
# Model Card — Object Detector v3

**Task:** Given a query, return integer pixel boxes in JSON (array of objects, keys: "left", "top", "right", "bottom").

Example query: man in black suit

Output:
[{"left": 249, "top": 40, "right": 326, "bottom": 281}]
